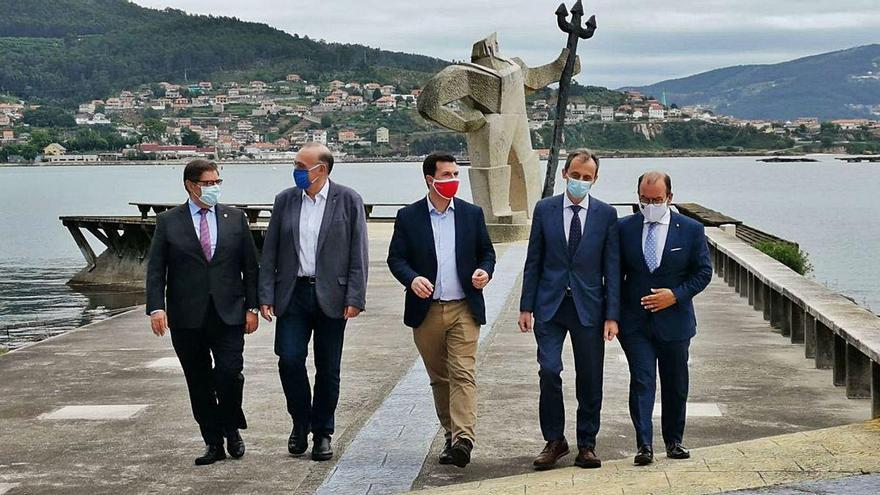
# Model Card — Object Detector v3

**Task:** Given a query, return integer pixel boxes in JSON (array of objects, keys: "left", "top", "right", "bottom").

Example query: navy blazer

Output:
[
  {"left": 618, "top": 211, "right": 713, "bottom": 342},
  {"left": 520, "top": 194, "right": 620, "bottom": 328},
  {"left": 387, "top": 197, "right": 496, "bottom": 328}
]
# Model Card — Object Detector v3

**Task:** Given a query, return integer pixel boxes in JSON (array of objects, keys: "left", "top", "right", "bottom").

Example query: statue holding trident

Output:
[{"left": 418, "top": 31, "right": 581, "bottom": 240}]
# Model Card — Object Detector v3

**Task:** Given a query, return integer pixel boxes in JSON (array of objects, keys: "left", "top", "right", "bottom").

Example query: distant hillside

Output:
[
  {"left": 0, "top": 0, "right": 447, "bottom": 104},
  {"left": 626, "top": 45, "right": 880, "bottom": 120}
]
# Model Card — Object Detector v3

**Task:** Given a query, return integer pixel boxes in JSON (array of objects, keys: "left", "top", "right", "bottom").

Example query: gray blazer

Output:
[{"left": 259, "top": 180, "right": 368, "bottom": 319}]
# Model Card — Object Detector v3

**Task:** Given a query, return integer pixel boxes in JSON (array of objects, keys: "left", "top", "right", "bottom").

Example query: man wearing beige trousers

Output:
[{"left": 387, "top": 152, "right": 497, "bottom": 468}]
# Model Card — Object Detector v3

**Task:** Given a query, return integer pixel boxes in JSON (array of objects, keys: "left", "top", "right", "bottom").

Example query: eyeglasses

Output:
[
  {"left": 194, "top": 179, "right": 223, "bottom": 186},
  {"left": 639, "top": 196, "right": 668, "bottom": 205}
]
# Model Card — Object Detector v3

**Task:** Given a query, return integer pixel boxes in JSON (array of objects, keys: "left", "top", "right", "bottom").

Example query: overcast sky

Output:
[{"left": 135, "top": 0, "right": 880, "bottom": 88}]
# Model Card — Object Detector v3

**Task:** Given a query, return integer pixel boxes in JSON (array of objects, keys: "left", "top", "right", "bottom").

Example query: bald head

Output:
[
  {"left": 638, "top": 171, "right": 673, "bottom": 204},
  {"left": 296, "top": 142, "right": 335, "bottom": 174}
]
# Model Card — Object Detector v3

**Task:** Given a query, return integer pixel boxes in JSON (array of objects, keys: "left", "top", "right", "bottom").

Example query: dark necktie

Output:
[{"left": 568, "top": 205, "right": 583, "bottom": 259}]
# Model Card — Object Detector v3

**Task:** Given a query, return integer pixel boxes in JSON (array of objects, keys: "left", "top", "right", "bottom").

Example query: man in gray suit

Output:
[{"left": 259, "top": 142, "right": 368, "bottom": 462}]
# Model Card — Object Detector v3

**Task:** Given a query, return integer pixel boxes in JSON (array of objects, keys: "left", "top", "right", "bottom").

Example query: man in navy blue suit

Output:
[
  {"left": 387, "top": 152, "right": 496, "bottom": 469},
  {"left": 519, "top": 149, "right": 620, "bottom": 470},
  {"left": 618, "top": 171, "right": 712, "bottom": 466}
]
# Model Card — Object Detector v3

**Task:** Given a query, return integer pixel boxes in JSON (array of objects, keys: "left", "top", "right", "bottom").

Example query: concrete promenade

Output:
[{"left": 0, "top": 224, "right": 877, "bottom": 494}]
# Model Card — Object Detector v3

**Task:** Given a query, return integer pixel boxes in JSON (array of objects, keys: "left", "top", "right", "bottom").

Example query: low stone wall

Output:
[{"left": 707, "top": 227, "right": 880, "bottom": 418}]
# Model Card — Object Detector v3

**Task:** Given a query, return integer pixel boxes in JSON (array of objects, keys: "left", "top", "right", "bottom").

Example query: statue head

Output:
[{"left": 471, "top": 33, "right": 500, "bottom": 62}]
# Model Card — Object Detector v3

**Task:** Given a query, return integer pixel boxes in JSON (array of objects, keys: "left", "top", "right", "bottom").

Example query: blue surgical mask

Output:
[
  {"left": 293, "top": 164, "right": 321, "bottom": 189},
  {"left": 566, "top": 178, "right": 592, "bottom": 200},
  {"left": 199, "top": 185, "right": 221, "bottom": 207}
]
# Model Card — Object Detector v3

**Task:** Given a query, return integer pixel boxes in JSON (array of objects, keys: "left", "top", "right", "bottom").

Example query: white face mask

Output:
[{"left": 640, "top": 202, "right": 669, "bottom": 223}]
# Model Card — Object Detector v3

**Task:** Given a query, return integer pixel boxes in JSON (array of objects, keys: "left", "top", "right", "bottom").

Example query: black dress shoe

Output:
[
  {"left": 288, "top": 425, "right": 309, "bottom": 456},
  {"left": 439, "top": 439, "right": 454, "bottom": 465},
  {"left": 666, "top": 443, "right": 690, "bottom": 459},
  {"left": 195, "top": 444, "right": 226, "bottom": 466},
  {"left": 226, "top": 430, "right": 245, "bottom": 459},
  {"left": 634, "top": 445, "right": 654, "bottom": 466},
  {"left": 312, "top": 435, "right": 333, "bottom": 461},
  {"left": 449, "top": 438, "right": 473, "bottom": 468}
]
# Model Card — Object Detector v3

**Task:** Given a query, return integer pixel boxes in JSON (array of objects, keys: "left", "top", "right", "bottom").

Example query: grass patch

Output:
[{"left": 755, "top": 240, "right": 813, "bottom": 275}]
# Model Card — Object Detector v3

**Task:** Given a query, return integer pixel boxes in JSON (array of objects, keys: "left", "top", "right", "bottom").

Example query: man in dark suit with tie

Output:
[
  {"left": 618, "top": 171, "right": 712, "bottom": 466},
  {"left": 259, "top": 142, "right": 368, "bottom": 462},
  {"left": 519, "top": 149, "right": 620, "bottom": 470},
  {"left": 146, "top": 159, "right": 259, "bottom": 466},
  {"left": 387, "top": 152, "right": 496, "bottom": 468}
]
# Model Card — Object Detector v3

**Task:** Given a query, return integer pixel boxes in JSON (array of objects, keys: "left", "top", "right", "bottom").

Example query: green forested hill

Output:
[
  {"left": 627, "top": 44, "right": 880, "bottom": 120},
  {"left": 0, "top": 0, "right": 447, "bottom": 104}
]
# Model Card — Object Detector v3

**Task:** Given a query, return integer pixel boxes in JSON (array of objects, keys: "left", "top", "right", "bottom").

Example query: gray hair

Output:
[
  {"left": 298, "top": 141, "right": 335, "bottom": 173},
  {"left": 563, "top": 148, "right": 600, "bottom": 172}
]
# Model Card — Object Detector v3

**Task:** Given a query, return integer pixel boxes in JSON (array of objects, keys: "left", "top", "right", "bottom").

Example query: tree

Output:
[
  {"left": 22, "top": 106, "right": 75, "bottom": 128},
  {"left": 320, "top": 115, "right": 332, "bottom": 128},
  {"left": 181, "top": 127, "right": 204, "bottom": 146},
  {"left": 372, "top": 88, "right": 382, "bottom": 101},
  {"left": 142, "top": 118, "right": 167, "bottom": 142}
]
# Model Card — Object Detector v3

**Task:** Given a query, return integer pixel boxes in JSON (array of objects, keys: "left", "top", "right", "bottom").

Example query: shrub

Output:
[{"left": 755, "top": 241, "right": 813, "bottom": 275}]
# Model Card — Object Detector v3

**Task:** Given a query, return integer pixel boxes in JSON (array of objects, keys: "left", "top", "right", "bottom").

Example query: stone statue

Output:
[{"left": 418, "top": 33, "right": 580, "bottom": 232}]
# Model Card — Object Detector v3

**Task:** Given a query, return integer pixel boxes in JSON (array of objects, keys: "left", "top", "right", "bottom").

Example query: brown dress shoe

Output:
[
  {"left": 533, "top": 438, "right": 570, "bottom": 470},
  {"left": 574, "top": 447, "right": 601, "bottom": 468}
]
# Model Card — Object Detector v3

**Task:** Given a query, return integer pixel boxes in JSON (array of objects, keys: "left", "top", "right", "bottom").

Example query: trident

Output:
[{"left": 542, "top": 0, "right": 597, "bottom": 198}]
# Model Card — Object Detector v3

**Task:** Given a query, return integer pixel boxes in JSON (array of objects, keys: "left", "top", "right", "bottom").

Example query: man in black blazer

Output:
[
  {"left": 387, "top": 152, "right": 496, "bottom": 468},
  {"left": 146, "top": 159, "right": 259, "bottom": 466}
]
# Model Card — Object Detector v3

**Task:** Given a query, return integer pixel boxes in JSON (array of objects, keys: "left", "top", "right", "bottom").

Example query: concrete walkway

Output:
[
  {"left": 410, "top": 420, "right": 880, "bottom": 495},
  {"left": 0, "top": 228, "right": 876, "bottom": 495}
]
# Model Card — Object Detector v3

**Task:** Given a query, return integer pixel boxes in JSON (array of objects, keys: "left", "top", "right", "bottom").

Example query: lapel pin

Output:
[{"left": 224, "top": 214, "right": 228, "bottom": 218}]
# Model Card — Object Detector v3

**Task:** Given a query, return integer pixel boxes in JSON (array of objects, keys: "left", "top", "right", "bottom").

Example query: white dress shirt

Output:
[
  {"left": 188, "top": 199, "right": 217, "bottom": 257},
  {"left": 641, "top": 207, "right": 671, "bottom": 267},
  {"left": 562, "top": 193, "right": 589, "bottom": 243},
  {"left": 428, "top": 198, "right": 465, "bottom": 301},
  {"left": 297, "top": 180, "right": 329, "bottom": 277}
]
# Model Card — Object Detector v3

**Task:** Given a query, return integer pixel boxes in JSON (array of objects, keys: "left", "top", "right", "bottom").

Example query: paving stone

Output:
[
  {"left": 39, "top": 404, "right": 149, "bottom": 420},
  {"left": 145, "top": 357, "right": 180, "bottom": 369}
]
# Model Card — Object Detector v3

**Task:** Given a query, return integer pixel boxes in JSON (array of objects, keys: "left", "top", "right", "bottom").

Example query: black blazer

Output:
[
  {"left": 146, "top": 203, "right": 259, "bottom": 329},
  {"left": 387, "top": 197, "right": 496, "bottom": 328}
]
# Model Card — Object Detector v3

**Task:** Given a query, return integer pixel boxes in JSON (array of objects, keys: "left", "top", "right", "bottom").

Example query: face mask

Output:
[
  {"left": 566, "top": 177, "right": 592, "bottom": 200},
  {"left": 199, "top": 185, "right": 221, "bottom": 207},
  {"left": 640, "top": 202, "right": 669, "bottom": 222},
  {"left": 431, "top": 178, "right": 460, "bottom": 200},
  {"left": 293, "top": 163, "right": 322, "bottom": 189}
]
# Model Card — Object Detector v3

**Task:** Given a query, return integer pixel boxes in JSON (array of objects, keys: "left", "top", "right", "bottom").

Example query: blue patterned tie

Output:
[
  {"left": 568, "top": 205, "right": 583, "bottom": 259},
  {"left": 644, "top": 222, "right": 659, "bottom": 272}
]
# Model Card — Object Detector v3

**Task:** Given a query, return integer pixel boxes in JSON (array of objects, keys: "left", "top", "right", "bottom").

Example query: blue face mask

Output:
[
  {"left": 199, "top": 185, "right": 221, "bottom": 207},
  {"left": 293, "top": 163, "right": 321, "bottom": 189},
  {"left": 566, "top": 177, "right": 592, "bottom": 200}
]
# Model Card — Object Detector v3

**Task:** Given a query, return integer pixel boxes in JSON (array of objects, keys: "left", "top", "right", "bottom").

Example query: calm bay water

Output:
[{"left": 0, "top": 156, "right": 876, "bottom": 348}]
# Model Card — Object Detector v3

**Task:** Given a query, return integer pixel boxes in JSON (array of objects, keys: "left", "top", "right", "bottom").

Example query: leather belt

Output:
[
  {"left": 434, "top": 298, "right": 466, "bottom": 305},
  {"left": 297, "top": 276, "right": 317, "bottom": 285}
]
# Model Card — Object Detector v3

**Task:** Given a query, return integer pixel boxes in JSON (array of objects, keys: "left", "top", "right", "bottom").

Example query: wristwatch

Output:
[{"left": 248, "top": 308, "right": 259, "bottom": 314}]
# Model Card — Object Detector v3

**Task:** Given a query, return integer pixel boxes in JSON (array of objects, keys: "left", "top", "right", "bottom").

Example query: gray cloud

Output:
[{"left": 134, "top": 0, "right": 880, "bottom": 87}]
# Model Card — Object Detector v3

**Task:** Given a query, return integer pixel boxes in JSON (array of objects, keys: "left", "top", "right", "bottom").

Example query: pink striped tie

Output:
[{"left": 199, "top": 208, "right": 212, "bottom": 261}]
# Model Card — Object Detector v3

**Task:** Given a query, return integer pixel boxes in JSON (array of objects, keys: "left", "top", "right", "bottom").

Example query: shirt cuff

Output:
[{"left": 149, "top": 309, "right": 165, "bottom": 315}]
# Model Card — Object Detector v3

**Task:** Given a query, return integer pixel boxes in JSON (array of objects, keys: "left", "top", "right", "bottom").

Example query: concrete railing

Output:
[{"left": 707, "top": 227, "right": 880, "bottom": 419}]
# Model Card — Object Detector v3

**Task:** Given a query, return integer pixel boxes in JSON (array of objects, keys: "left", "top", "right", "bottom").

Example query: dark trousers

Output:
[
  {"left": 533, "top": 296, "right": 604, "bottom": 448},
  {"left": 275, "top": 282, "right": 347, "bottom": 437},
  {"left": 170, "top": 299, "right": 247, "bottom": 445},
  {"left": 619, "top": 330, "right": 690, "bottom": 448}
]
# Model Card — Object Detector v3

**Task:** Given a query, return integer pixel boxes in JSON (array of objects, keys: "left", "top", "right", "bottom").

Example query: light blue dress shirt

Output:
[
  {"left": 428, "top": 198, "right": 465, "bottom": 301},
  {"left": 188, "top": 199, "right": 217, "bottom": 257}
]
